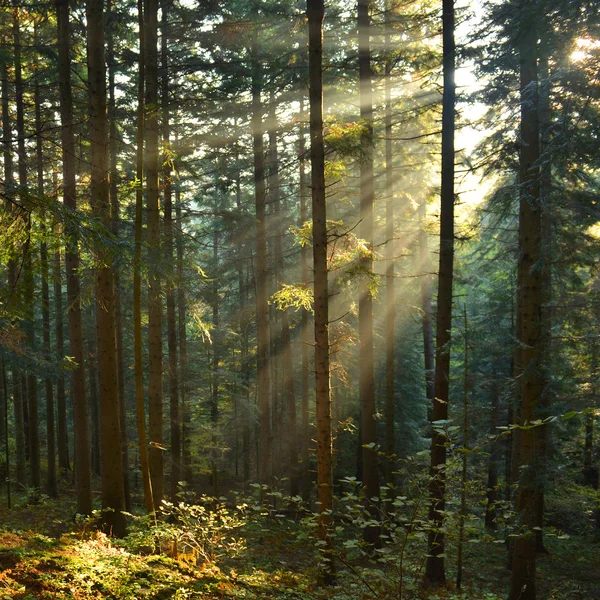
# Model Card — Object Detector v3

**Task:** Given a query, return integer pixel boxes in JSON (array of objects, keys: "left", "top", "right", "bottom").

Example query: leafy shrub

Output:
[{"left": 124, "top": 493, "right": 246, "bottom": 565}]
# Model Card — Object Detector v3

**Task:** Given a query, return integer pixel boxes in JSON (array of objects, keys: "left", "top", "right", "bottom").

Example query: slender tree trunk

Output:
[
  {"left": 211, "top": 230, "right": 220, "bottom": 497},
  {"left": 384, "top": 0, "right": 396, "bottom": 490},
  {"left": 424, "top": 0, "right": 455, "bottom": 587},
  {"left": 107, "top": 0, "right": 131, "bottom": 512},
  {"left": 308, "top": 0, "right": 334, "bottom": 582},
  {"left": 485, "top": 359, "right": 501, "bottom": 530},
  {"left": 456, "top": 305, "right": 469, "bottom": 591},
  {"left": 161, "top": 6, "right": 181, "bottom": 501},
  {"left": 36, "top": 72, "right": 57, "bottom": 497},
  {"left": 56, "top": 0, "right": 92, "bottom": 516},
  {"left": 235, "top": 166, "right": 251, "bottom": 487},
  {"left": 15, "top": 8, "right": 41, "bottom": 495},
  {"left": 87, "top": 0, "right": 126, "bottom": 536},
  {"left": 54, "top": 228, "right": 69, "bottom": 474},
  {"left": 87, "top": 325, "right": 101, "bottom": 478},
  {"left": 145, "top": 0, "right": 164, "bottom": 510},
  {"left": 299, "top": 98, "right": 311, "bottom": 501},
  {"left": 509, "top": 3, "right": 542, "bottom": 597},
  {"left": 1, "top": 56, "right": 26, "bottom": 489},
  {"left": 252, "top": 21, "right": 272, "bottom": 488},
  {"left": 418, "top": 199, "right": 435, "bottom": 411},
  {"left": 134, "top": 0, "right": 154, "bottom": 515},
  {"left": 2, "top": 360, "right": 10, "bottom": 508},
  {"left": 536, "top": 52, "right": 552, "bottom": 555},
  {"left": 358, "top": 0, "right": 380, "bottom": 546},
  {"left": 175, "top": 185, "right": 191, "bottom": 484}
]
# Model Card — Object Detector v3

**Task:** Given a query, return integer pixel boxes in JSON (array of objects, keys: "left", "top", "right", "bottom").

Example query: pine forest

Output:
[{"left": 0, "top": 0, "right": 599, "bottom": 598}]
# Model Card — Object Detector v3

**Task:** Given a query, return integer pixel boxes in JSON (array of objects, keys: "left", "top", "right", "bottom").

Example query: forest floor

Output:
[{"left": 0, "top": 492, "right": 598, "bottom": 600}]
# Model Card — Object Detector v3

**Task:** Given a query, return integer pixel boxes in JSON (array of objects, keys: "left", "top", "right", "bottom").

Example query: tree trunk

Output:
[
  {"left": 36, "top": 72, "right": 57, "bottom": 497},
  {"left": 308, "top": 0, "right": 335, "bottom": 582},
  {"left": 56, "top": 0, "right": 93, "bottom": 516},
  {"left": 251, "top": 22, "right": 272, "bottom": 488},
  {"left": 161, "top": 6, "right": 181, "bottom": 501},
  {"left": 53, "top": 229, "right": 69, "bottom": 474},
  {"left": 107, "top": 0, "right": 131, "bottom": 512},
  {"left": 1, "top": 56, "right": 26, "bottom": 489},
  {"left": 1, "top": 360, "right": 10, "bottom": 508},
  {"left": 14, "top": 7, "right": 41, "bottom": 495},
  {"left": 509, "top": 3, "right": 542, "bottom": 597},
  {"left": 211, "top": 230, "right": 220, "bottom": 497},
  {"left": 384, "top": 0, "right": 396, "bottom": 490},
  {"left": 424, "top": 0, "right": 455, "bottom": 587},
  {"left": 175, "top": 184, "right": 191, "bottom": 485},
  {"left": 358, "top": 0, "right": 380, "bottom": 547},
  {"left": 87, "top": 0, "right": 126, "bottom": 536},
  {"left": 485, "top": 360, "right": 501, "bottom": 530},
  {"left": 134, "top": 0, "right": 155, "bottom": 515},
  {"left": 299, "top": 97, "right": 311, "bottom": 501},
  {"left": 418, "top": 199, "right": 435, "bottom": 411},
  {"left": 145, "top": 0, "right": 164, "bottom": 509}
]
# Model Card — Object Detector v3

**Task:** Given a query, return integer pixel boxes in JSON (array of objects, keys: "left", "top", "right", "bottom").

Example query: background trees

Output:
[{"left": 0, "top": 0, "right": 599, "bottom": 598}]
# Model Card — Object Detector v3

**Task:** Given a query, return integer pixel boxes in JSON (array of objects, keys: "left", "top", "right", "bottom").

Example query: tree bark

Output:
[
  {"left": 384, "top": 0, "right": 396, "bottom": 490},
  {"left": 358, "top": 0, "right": 380, "bottom": 547},
  {"left": 161, "top": 5, "right": 181, "bottom": 501},
  {"left": 308, "top": 0, "right": 335, "bottom": 582},
  {"left": 1, "top": 55, "right": 26, "bottom": 489},
  {"left": 425, "top": 0, "right": 455, "bottom": 587},
  {"left": 14, "top": 6, "right": 41, "bottom": 494},
  {"left": 251, "top": 19, "right": 272, "bottom": 487},
  {"left": 35, "top": 58, "right": 57, "bottom": 497},
  {"left": 107, "top": 0, "right": 131, "bottom": 512},
  {"left": 299, "top": 97, "right": 311, "bottom": 501},
  {"left": 56, "top": 0, "right": 93, "bottom": 516},
  {"left": 509, "top": 2, "right": 542, "bottom": 597},
  {"left": 145, "top": 0, "right": 164, "bottom": 509},
  {"left": 485, "top": 360, "right": 501, "bottom": 530},
  {"left": 134, "top": 0, "right": 155, "bottom": 515},
  {"left": 87, "top": 0, "right": 126, "bottom": 536}
]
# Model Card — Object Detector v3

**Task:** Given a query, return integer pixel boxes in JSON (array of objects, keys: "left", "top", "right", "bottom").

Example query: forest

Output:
[{"left": 0, "top": 0, "right": 599, "bottom": 598}]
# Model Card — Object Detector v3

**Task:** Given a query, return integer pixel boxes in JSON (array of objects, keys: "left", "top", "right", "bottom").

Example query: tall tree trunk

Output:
[
  {"left": 54, "top": 228, "right": 69, "bottom": 474},
  {"left": 485, "top": 359, "right": 501, "bottom": 530},
  {"left": 107, "top": 0, "right": 131, "bottom": 512},
  {"left": 456, "top": 305, "right": 469, "bottom": 591},
  {"left": 425, "top": 0, "right": 455, "bottom": 587},
  {"left": 15, "top": 7, "right": 41, "bottom": 494},
  {"left": 251, "top": 20, "right": 272, "bottom": 488},
  {"left": 211, "top": 230, "right": 220, "bottom": 497},
  {"left": 145, "top": 0, "right": 164, "bottom": 510},
  {"left": 509, "top": 3, "right": 542, "bottom": 598},
  {"left": 175, "top": 184, "right": 191, "bottom": 484},
  {"left": 418, "top": 199, "right": 435, "bottom": 411},
  {"left": 235, "top": 183, "right": 251, "bottom": 488},
  {"left": 35, "top": 54, "right": 57, "bottom": 497},
  {"left": 2, "top": 360, "right": 10, "bottom": 508},
  {"left": 1, "top": 56, "right": 26, "bottom": 489},
  {"left": 161, "top": 6, "right": 180, "bottom": 501},
  {"left": 87, "top": 323, "right": 101, "bottom": 478},
  {"left": 299, "top": 97, "right": 311, "bottom": 500},
  {"left": 384, "top": 0, "right": 396, "bottom": 490},
  {"left": 535, "top": 52, "right": 552, "bottom": 554},
  {"left": 134, "top": 0, "right": 154, "bottom": 514},
  {"left": 87, "top": 0, "right": 126, "bottom": 536},
  {"left": 308, "top": 0, "right": 334, "bottom": 582},
  {"left": 358, "top": 0, "right": 380, "bottom": 546},
  {"left": 56, "top": 0, "right": 93, "bottom": 515}
]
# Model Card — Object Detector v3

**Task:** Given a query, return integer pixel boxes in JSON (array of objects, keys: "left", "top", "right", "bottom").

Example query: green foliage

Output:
[
  {"left": 270, "top": 283, "right": 314, "bottom": 313},
  {"left": 125, "top": 494, "right": 246, "bottom": 564}
]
